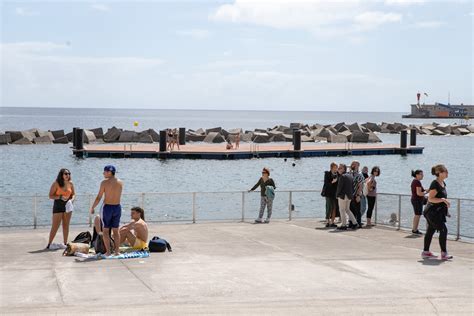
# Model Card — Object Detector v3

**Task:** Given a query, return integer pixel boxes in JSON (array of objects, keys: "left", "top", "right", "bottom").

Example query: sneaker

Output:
[
  {"left": 441, "top": 252, "right": 453, "bottom": 260},
  {"left": 336, "top": 225, "right": 347, "bottom": 231},
  {"left": 421, "top": 251, "right": 437, "bottom": 259},
  {"left": 325, "top": 223, "right": 330, "bottom": 228},
  {"left": 412, "top": 230, "right": 423, "bottom": 235},
  {"left": 330, "top": 223, "right": 338, "bottom": 228},
  {"left": 358, "top": 223, "right": 364, "bottom": 229},
  {"left": 254, "top": 218, "right": 263, "bottom": 223},
  {"left": 264, "top": 218, "right": 270, "bottom": 223}
]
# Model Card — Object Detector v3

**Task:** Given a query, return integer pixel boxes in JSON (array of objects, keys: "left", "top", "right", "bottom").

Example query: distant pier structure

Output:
[{"left": 403, "top": 102, "right": 474, "bottom": 119}]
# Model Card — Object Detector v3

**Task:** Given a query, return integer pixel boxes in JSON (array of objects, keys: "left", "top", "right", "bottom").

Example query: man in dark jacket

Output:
[{"left": 336, "top": 164, "right": 358, "bottom": 230}]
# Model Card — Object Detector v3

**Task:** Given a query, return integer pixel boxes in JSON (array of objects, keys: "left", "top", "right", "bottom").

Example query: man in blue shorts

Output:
[{"left": 90, "top": 165, "right": 124, "bottom": 256}]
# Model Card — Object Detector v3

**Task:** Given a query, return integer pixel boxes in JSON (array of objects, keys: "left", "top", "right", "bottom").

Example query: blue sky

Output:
[{"left": 1, "top": 0, "right": 472, "bottom": 111}]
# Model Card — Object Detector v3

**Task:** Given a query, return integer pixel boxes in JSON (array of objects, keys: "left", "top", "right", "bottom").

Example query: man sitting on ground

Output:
[{"left": 119, "top": 207, "right": 148, "bottom": 250}]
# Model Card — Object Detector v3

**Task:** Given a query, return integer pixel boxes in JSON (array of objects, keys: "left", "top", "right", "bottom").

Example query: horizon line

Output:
[{"left": 0, "top": 106, "right": 405, "bottom": 114}]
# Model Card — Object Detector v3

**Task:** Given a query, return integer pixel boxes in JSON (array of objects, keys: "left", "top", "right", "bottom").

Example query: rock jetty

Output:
[{"left": 0, "top": 122, "right": 472, "bottom": 145}]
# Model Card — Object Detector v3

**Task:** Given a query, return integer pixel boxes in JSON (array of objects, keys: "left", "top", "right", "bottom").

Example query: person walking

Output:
[
  {"left": 366, "top": 166, "right": 380, "bottom": 226},
  {"left": 249, "top": 167, "right": 276, "bottom": 224},
  {"left": 322, "top": 162, "right": 338, "bottom": 227},
  {"left": 422, "top": 164, "right": 453, "bottom": 260},
  {"left": 336, "top": 164, "right": 357, "bottom": 230},
  {"left": 47, "top": 168, "right": 76, "bottom": 249},
  {"left": 90, "top": 165, "right": 123, "bottom": 256},
  {"left": 350, "top": 161, "right": 364, "bottom": 228},
  {"left": 411, "top": 169, "right": 426, "bottom": 235}
]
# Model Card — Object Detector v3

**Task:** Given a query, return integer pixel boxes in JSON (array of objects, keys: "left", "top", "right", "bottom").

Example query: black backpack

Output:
[
  {"left": 72, "top": 231, "right": 92, "bottom": 244},
  {"left": 93, "top": 234, "right": 115, "bottom": 254},
  {"left": 148, "top": 236, "right": 172, "bottom": 252}
]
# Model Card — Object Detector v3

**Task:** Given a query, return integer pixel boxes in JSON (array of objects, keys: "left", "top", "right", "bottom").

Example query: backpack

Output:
[
  {"left": 148, "top": 236, "right": 172, "bottom": 253},
  {"left": 93, "top": 234, "right": 115, "bottom": 254},
  {"left": 362, "top": 180, "right": 369, "bottom": 196},
  {"left": 265, "top": 186, "right": 275, "bottom": 200},
  {"left": 72, "top": 231, "right": 92, "bottom": 244}
]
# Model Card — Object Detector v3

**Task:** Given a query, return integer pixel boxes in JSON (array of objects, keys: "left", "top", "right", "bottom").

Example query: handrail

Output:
[
  {"left": 0, "top": 190, "right": 472, "bottom": 201},
  {"left": 0, "top": 190, "right": 472, "bottom": 241}
]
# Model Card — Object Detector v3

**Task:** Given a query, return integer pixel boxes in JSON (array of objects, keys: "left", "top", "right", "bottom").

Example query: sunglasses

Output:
[{"left": 63, "top": 172, "right": 71, "bottom": 175}]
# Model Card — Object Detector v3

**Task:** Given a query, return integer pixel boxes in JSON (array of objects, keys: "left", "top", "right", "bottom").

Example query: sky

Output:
[{"left": 0, "top": 0, "right": 472, "bottom": 111}]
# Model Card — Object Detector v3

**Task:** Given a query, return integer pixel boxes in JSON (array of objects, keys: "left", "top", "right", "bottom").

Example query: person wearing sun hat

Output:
[{"left": 90, "top": 165, "right": 123, "bottom": 256}]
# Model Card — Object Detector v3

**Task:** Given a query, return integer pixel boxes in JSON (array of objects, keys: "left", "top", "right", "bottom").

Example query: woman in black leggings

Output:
[
  {"left": 422, "top": 164, "right": 452, "bottom": 260},
  {"left": 366, "top": 166, "right": 380, "bottom": 226}
]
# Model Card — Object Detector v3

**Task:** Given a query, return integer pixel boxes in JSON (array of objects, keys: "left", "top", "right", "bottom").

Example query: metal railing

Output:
[{"left": 0, "top": 191, "right": 472, "bottom": 240}]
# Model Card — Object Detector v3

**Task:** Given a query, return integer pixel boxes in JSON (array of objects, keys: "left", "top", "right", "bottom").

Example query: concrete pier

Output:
[{"left": 1, "top": 220, "right": 472, "bottom": 315}]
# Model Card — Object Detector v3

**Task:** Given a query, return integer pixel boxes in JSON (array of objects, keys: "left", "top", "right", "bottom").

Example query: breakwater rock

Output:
[{"left": 1, "top": 122, "right": 472, "bottom": 146}]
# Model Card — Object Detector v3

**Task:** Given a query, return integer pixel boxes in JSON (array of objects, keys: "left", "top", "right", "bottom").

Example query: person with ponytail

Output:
[
  {"left": 422, "top": 164, "right": 453, "bottom": 260},
  {"left": 410, "top": 169, "right": 426, "bottom": 235}
]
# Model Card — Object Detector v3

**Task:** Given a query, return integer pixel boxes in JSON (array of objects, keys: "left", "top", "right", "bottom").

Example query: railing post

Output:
[
  {"left": 397, "top": 195, "right": 401, "bottom": 230},
  {"left": 141, "top": 193, "right": 145, "bottom": 209},
  {"left": 88, "top": 194, "right": 92, "bottom": 227},
  {"left": 288, "top": 191, "right": 293, "bottom": 221},
  {"left": 241, "top": 191, "right": 245, "bottom": 222},
  {"left": 33, "top": 194, "right": 37, "bottom": 229},
  {"left": 192, "top": 192, "right": 196, "bottom": 224},
  {"left": 456, "top": 199, "right": 461, "bottom": 241}
]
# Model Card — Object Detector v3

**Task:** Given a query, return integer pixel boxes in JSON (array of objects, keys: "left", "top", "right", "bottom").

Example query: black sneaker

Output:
[
  {"left": 358, "top": 223, "right": 364, "bottom": 229},
  {"left": 412, "top": 230, "right": 423, "bottom": 235},
  {"left": 337, "top": 225, "right": 347, "bottom": 231},
  {"left": 330, "top": 223, "right": 338, "bottom": 228}
]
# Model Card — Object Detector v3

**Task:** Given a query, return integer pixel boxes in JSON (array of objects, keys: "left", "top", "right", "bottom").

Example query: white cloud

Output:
[
  {"left": 354, "top": 11, "right": 402, "bottom": 31},
  {"left": 90, "top": 3, "right": 110, "bottom": 12},
  {"left": 15, "top": 7, "right": 39, "bottom": 16},
  {"left": 211, "top": 1, "right": 403, "bottom": 37},
  {"left": 203, "top": 59, "right": 279, "bottom": 69},
  {"left": 413, "top": 20, "right": 445, "bottom": 29},
  {"left": 385, "top": 0, "right": 426, "bottom": 5},
  {"left": 1, "top": 42, "right": 165, "bottom": 108},
  {"left": 176, "top": 29, "right": 211, "bottom": 40}
]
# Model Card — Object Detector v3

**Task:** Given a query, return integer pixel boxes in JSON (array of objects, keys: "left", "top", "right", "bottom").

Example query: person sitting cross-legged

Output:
[{"left": 119, "top": 207, "right": 149, "bottom": 250}]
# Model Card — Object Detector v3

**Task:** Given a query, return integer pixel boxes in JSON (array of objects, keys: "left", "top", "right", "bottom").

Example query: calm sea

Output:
[{"left": 0, "top": 107, "right": 473, "bottom": 237}]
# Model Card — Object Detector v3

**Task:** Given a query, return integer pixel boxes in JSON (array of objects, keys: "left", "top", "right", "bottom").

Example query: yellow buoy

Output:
[{"left": 133, "top": 121, "right": 139, "bottom": 127}]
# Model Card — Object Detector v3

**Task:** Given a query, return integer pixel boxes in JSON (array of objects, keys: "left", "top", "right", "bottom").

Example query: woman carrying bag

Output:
[
  {"left": 249, "top": 167, "right": 276, "bottom": 224},
  {"left": 422, "top": 164, "right": 453, "bottom": 260}
]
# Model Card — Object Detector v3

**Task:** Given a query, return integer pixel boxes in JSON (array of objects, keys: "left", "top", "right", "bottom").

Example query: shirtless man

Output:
[
  {"left": 119, "top": 207, "right": 148, "bottom": 250},
  {"left": 90, "top": 165, "right": 123, "bottom": 256}
]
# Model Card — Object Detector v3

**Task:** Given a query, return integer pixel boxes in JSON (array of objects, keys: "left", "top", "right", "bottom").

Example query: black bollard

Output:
[
  {"left": 400, "top": 130, "right": 407, "bottom": 156},
  {"left": 179, "top": 127, "right": 186, "bottom": 145},
  {"left": 72, "top": 127, "right": 78, "bottom": 149},
  {"left": 75, "top": 128, "right": 84, "bottom": 157},
  {"left": 292, "top": 128, "right": 298, "bottom": 145},
  {"left": 159, "top": 130, "right": 167, "bottom": 152},
  {"left": 400, "top": 130, "right": 407, "bottom": 148},
  {"left": 293, "top": 130, "right": 301, "bottom": 151},
  {"left": 410, "top": 128, "right": 417, "bottom": 146}
]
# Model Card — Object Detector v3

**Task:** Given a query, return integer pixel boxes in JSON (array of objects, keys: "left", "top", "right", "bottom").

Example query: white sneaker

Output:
[
  {"left": 441, "top": 252, "right": 453, "bottom": 260},
  {"left": 421, "top": 251, "right": 437, "bottom": 259},
  {"left": 254, "top": 218, "right": 263, "bottom": 223}
]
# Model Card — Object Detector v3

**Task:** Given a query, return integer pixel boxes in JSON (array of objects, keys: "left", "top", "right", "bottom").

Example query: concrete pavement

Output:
[{"left": 1, "top": 220, "right": 473, "bottom": 315}]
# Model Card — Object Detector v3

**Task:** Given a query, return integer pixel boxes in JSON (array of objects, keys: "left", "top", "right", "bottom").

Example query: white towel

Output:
[{"left": 66, "top": 200, "right": 74, "bottom": 213}]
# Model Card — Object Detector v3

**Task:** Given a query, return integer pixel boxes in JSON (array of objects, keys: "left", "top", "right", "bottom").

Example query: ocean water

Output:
[{"left": 0, "top": 107, "right": 473, "bottom": 237}]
